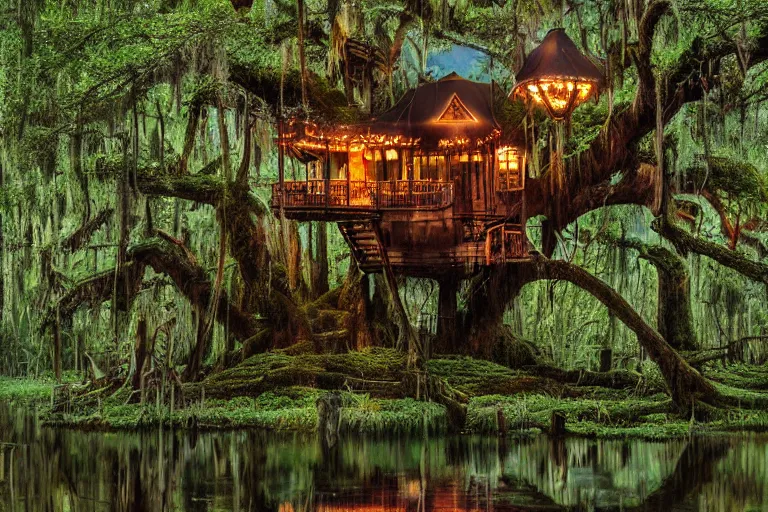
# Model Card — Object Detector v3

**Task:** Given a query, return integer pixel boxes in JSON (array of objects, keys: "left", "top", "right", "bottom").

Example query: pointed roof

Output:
[
  {"left": 515, "top": 28, "right": 603, "bottom": 84},
  {"left": 367, "top": 73, "right": 500, "bottom": 148}
]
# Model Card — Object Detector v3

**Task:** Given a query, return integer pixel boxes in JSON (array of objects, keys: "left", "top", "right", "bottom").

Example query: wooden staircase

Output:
[{"left": 339, "top": 220, "right": 385, "bottom": 273}]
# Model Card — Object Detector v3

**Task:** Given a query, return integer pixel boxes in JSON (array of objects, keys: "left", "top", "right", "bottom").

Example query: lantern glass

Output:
[
  {"left": 496, "top": 146, "right": 524, "bottom": 191},
  {"left": 524, "top": 80, "right": 594, "bottom": 120}
]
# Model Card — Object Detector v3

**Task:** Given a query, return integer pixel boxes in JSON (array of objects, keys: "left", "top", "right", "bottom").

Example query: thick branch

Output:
[
  {"left": 466, "top": 257, "right": 716, "bottom": 407},
  {"left": 658, "top": 221, "right": 768, "bottom": 284},
  {"left": 137, "top": 167, "right": 267, "bottom": 215},
  {"left": 61, "top": 207, "right": 114, "bottom": 252},
  {"left": 128, "top": 236, "right": 258, "bottom": 341},
  {"left": 526, "top": 14, "right": 768, "bottom": 226},
  {"left": 44, "top": 262, "right": 145, "bottom": 330}
]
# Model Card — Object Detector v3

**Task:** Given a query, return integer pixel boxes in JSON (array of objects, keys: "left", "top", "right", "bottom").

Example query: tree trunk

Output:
[
  {"left": 657, "top": 263, "right": 697, "bottom": 351},
  {"left": 53, "top": 307, "right": 62, "bottom": 383},
  {"left": 184, "top": 309, "right": 211, "bottom": 381},
  {"left": 131, "top": 316, "right": 149, "bottom": 390},
  {"left": 607, "top": 236, "right": 698, "bottom": 351},
  {"left": 297, "top": 0, "right": 308, "bottom": 108},
  {"left": 312, "top": 222, "right": 329, "bottom": 298},
  {"left": 435, "top": 275, "right": 458, "bottom": 355}
]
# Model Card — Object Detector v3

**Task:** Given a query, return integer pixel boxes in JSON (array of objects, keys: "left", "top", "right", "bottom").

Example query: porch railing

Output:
[{"left": 272, "top": 180, "right": 453, "bottom": 210}]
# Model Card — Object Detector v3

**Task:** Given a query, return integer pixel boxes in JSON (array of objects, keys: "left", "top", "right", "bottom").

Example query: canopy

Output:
[{"left": 515, "top": 28, "right": 603, "bottom": 85}]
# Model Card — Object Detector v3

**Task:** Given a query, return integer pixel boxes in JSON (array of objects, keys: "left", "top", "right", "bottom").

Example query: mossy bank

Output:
[{"left": 3, "top": 348, "right": 768, "bottom": 440}]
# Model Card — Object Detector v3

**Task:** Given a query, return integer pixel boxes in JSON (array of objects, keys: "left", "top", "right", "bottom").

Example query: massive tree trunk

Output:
[{"left": 465, "top": 256, "right": 716, "bottom": 408}]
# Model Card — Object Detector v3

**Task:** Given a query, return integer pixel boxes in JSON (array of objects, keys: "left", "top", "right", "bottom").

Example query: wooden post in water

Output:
[
  {"left": 317, "top": 392, "right": 342, "bottom": 449},
  {"left": 550, "top": 411, "right": 566, "bottom": 437}
]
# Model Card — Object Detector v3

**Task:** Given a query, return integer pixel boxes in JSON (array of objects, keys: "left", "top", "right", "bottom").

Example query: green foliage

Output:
[
  {"left": 0, "top": 377, "right": 54, "bottom": 403},
  {"left": 341, "top": 396, "right": 447, "bottom": 434}
]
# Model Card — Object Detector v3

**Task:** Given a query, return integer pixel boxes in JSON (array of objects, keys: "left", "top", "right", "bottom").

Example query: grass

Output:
[
  {"left": 0, "top": 377, "right": 55, "bottom": 403},
  {"left": 465, "top": 393, "right": 682, "bottom": 439},
  {"left": 0, "top": 371, "right": 81, "bottom": 404}
]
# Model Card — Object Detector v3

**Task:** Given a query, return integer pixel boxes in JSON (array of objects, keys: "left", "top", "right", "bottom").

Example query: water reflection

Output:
[{"left": 1, "top": 404, "right": 766, "bottom": 511}]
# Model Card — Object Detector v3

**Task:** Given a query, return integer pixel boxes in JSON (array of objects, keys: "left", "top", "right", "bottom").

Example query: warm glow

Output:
[
  {"left": 348, "top": 150, "right": 366, "bottom": 181},
  {"left": 385, "top": 149, "right": 399, "bottom": 161},
  {"left": 518, "top": 79, "right": 597, "bottom": 120},
  {"left": 497, "top": 146, "right": 524, "bottom": 191}
]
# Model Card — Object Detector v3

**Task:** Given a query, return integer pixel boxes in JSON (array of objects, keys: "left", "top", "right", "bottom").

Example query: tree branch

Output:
[{"left": 657, "top": 220, "right": 768, "bottom": 284}]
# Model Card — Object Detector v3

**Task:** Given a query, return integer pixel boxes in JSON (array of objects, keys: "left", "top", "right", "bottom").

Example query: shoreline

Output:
[{"left": 4, "top": 376, "right": 768, "bottom": 441}]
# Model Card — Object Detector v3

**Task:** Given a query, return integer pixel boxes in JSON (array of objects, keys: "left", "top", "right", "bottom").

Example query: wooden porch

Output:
[{"left": 271, "top": 179, "right": 454, "bottom": 218}]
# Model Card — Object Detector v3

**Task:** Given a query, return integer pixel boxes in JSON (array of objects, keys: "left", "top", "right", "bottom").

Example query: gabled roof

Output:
[{"left": 367, "top": 72, "right": 500, "bottom": 148}]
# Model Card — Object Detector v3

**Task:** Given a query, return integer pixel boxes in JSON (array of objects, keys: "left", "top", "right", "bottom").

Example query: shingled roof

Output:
[{"left": 367, "top": 73, "right": 501, "bottom": 148}]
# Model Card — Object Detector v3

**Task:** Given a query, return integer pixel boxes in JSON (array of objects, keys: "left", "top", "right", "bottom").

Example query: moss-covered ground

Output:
[{"left": 3, "top": 352, "right": 768, "bottom": 440}]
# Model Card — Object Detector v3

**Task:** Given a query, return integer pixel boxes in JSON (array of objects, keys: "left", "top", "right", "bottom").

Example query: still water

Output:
[{"left": 1, "top": 404, "right": 767, "bottom": 511}]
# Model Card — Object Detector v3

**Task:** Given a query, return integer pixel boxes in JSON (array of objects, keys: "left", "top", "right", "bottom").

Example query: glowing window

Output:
[{"left": 497, "top": 147, "right": 524, "bottom": 191}]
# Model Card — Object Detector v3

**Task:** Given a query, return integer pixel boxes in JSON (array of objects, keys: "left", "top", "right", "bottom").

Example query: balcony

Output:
[{"left": 272, "top": 180, "right": 454, "bottom": 215}]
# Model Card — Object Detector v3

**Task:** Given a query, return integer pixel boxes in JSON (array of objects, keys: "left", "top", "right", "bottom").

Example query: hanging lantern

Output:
[{"left": 510, "top": 28, "right": 602, "bottom": 121}]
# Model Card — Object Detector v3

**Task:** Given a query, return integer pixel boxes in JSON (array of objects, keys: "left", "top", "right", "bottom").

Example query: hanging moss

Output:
[{"left": 690, "top": 156, "right": 768, "bottom": 203}]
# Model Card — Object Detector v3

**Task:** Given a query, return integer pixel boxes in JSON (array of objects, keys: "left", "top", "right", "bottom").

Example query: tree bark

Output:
[
  {"left": 312, "top": 222, "right": 329, "bottom": 298},
  {"left": 435, "top": 275, "right": 459, "bottom": 355},
  {"left": 184, "top": 308, "right": 212, "bottom": 381},
  {"left": 131, "top": 316, "right": 148, "bottom": 390}
]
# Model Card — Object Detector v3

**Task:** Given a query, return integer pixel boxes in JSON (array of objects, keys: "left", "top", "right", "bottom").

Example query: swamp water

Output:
[{"left": 1, "top": 404, "right": 767, "bottom": 511}]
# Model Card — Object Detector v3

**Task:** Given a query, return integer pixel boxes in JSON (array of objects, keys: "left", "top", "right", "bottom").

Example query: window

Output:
[
  {"left": 413, "top": 153, "right": 447, "bottom": 181},
  {"left": 497, "top": 147, "right": 524, "bottom": 191}
]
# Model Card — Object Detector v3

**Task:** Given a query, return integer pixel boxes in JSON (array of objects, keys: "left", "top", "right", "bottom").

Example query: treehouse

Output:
[{"left": 271, "top": 73, "right": 530, "bottom": 277}]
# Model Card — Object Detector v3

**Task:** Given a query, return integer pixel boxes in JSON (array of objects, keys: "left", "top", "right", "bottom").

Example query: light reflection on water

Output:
[{"left": 0, "top": 404, "right": 767, "bottom": 511}]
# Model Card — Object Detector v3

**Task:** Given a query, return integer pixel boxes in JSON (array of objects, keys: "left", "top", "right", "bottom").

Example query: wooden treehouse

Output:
[{"left": 272, "top": 73, "right": 531, "bottom": 278}]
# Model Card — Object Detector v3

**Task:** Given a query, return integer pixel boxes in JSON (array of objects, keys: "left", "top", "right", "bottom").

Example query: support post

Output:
[
  {"left": 277, "top": 118, "right": 285, "bottom": 207},
  {"left": 346, "top": 143, "right": 351, "bottom": 206},
  {"left": 325, "top": 141, "right": 331, "bottom": 209}
]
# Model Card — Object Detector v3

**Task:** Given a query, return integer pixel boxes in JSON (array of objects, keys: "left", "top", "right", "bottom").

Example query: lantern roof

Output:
[
  {"left": 367, "top": 72, "right": 501, "bottom": 148},
  {"left": 515, "top": 28, "right": 603, "bottom": 86}
]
